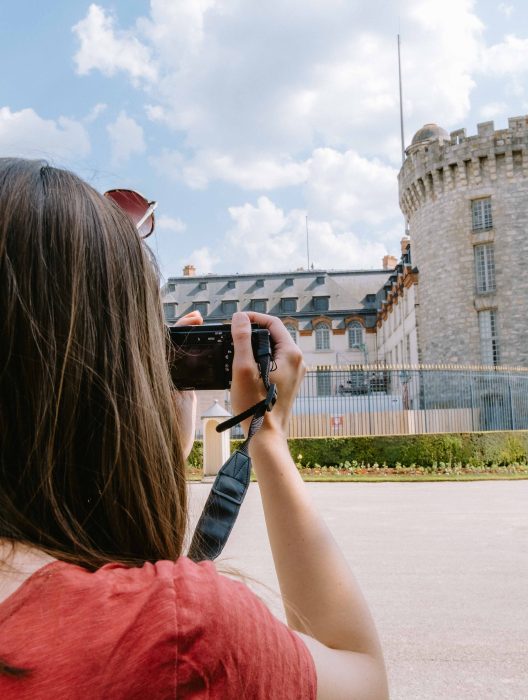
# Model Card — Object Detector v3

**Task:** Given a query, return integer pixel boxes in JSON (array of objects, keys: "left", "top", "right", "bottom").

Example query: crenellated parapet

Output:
[{"left": 399, "top": 116, "right": 528, "bottom": 219}]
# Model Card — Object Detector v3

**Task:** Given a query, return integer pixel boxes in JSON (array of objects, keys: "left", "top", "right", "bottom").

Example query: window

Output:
[
  {"left": 167, "top": 283, "right": 176, "bottom": 292},
  {"left": 222, "top": 300, "right": 237, "bottom": 315},
  {"left": 285, "top": 278, "right": 294, "bottom": 287},
  {"left": 285, "top": 324, "right": 297, "bottom": 343},
  {"left": 479, "top": 310, "right": 500, "bottom": 365},
  {"left": 472, "top": 198, "right": 492, "bottom": 231},
  {"left": 316, "top": 275, "right": 325, "bottom": 285},
  {"left": 199, "top": 281, "right": 207, "bottom": 290},
  {"left": 406, "top": 333, "right": 412, "bottom": 363},
  {"left": 312, "top": 296, "right": 329, "bottom": 312},
  {"left": 256, "top": 279, "right": 264, "bottom": 288},
  {"left": 252, "top": 299, "right": 267, "bottom": 313},
  {"left": 315, "top": 323, "right": 331, "bottom": 351},
  {"left": 163, "top": 303, "right": 177, "bottom": 321},
  {"left": 474, "top": 244, "right": 496, "bottom": 293},
  {"left": 316, "top": 370, "right": 332, "bottom": 396},
  {"left": 394, "top": 344, "right": 399, "bottom": 363},
  {"left": 348, "top": 322, "right": 363, "bottom": 348},
  {"left": 227, "top": 280, "right": 236, "bottom": 289},
  {"left": 193, "top": 301, "right": 208, "bottom": 316},
  {"left": 281, "top": 297, "right": 297, "bottom": 313}
]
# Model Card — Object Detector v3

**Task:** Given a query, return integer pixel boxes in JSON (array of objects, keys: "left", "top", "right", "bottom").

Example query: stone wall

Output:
[{"left": 399, "top": 116, "right": 528, "bottom": 367}]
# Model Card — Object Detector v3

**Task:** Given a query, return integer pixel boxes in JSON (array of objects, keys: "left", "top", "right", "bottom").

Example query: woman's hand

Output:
[
  {"left": 172, "top": 310, "right": 203, "bottom": 458},
  {"left": 230, "top": 311, "right": 305, "bottom": 439},
  {"left": 174, "top": 310, "right": 203, "bottom": 327}
]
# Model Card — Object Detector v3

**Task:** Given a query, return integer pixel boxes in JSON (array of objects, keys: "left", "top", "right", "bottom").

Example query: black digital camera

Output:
[{"left": 168, "top": 323, "right": 271, "bottom": 390}]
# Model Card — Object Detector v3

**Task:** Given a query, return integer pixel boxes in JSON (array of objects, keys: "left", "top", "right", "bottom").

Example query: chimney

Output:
[
  {"left": 382, "top": 255, "right": 398, "bottom": 270},
  {"left": 183, "top": 264, "right": 196, "bottom": 277},
  {"left": 400, "top": 236, "right": 410, "bottom": 255}
]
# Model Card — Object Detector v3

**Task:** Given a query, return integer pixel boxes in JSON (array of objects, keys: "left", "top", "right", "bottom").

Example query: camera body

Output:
[{"left": 168, "top": 323, "right": 271, "bottom": 390}]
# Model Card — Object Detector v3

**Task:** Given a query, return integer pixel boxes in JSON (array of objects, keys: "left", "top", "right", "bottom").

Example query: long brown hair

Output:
[{"left": 0, "top": 158, "right": 188, "bottom": 571}]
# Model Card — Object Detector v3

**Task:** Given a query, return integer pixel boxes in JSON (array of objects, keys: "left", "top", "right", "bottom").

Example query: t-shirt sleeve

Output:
[{"left": 173, "top": 557, "right": 317, "bottom": 700}]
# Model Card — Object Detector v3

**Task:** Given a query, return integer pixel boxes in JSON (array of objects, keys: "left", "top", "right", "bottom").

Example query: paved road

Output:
[{"left": 189, "top": 480, "right": 528, "bottom": 699}]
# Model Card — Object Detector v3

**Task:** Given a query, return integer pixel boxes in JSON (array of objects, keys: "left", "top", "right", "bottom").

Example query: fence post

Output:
[
  {"left": 508, "top": 376, "right": 515, "bottom": 430},
  {"left": 470, "top": 379, "right": 475, "bottom": 431}
]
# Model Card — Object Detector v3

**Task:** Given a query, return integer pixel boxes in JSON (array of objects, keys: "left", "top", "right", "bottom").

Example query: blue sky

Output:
[{"left": 1, "top": 1, "right": 527, "bottom": 280}]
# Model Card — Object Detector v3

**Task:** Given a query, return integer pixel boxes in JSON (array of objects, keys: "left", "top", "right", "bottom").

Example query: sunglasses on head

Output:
[{"left": 104, "top": 189, "right": 157, "bottom": 239}]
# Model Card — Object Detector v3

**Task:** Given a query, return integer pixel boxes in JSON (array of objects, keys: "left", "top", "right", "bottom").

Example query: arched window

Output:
[
  {"left": 285, "top": 324, "right": 297, "bottom": 344},
  {"left": 315, "top": 323, "right": 331, "bottom": 351},
  {"left": 348, "top": 321, "right": 363, "bottom": 348}
]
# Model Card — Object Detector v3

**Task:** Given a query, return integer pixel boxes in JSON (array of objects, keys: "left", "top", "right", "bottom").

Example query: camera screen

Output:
[{"left": 170, "top": 345, "right": 221, "bottom": 389}]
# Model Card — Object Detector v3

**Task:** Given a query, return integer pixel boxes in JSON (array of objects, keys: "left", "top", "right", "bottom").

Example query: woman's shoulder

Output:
[{"left": 2, "top": 557, "right": 316, "bottom": 699}]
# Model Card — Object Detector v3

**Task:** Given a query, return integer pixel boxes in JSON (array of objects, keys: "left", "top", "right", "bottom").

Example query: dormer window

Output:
[
  {"left": 227, "top": 280, "right": 236, "bottom": 289},
  {"left": 256, "top": 279, "right": 264, "bottom": 288},
  {"left": 199, "top": 281, "right": 207, "bottom": 290},
  {"left": 163, "top": 303, "right": 177, "bottom": 321},
  {"left": 252, "top": 299, "right": 267, "bottom": 313},
  {"left": 222, "top": 300, "right": 237, "bottom": 315},
  {"left": 312, "top": 296, "right": 329, "bottom": 312},
  {"left": 285, "top": 278, "right": 294, "bottom": 287},
  {"left": 316, "top": 275, "right": 325, "bottom": 285},
  {"left": 193, "top": 301, "right": 208, "bottom": 316},
  {"left": 281, "top": 297, "right": 297, "bottom": 313}
]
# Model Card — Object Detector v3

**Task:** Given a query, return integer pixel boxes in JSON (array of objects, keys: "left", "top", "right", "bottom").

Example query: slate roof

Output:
[{"left": 162, "top": 268, "right": 391, "bottom": 330}]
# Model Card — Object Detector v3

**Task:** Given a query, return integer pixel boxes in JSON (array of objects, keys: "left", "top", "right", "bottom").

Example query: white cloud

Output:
[
  {"left": 72, "top": 4, "right": 157, "bottom": 84},
  {"left": 0, "top": 106, "right": 90, "bottom": 161},
  {"left": 482, "top": 35, "right": 528, "bottom": 76},
  {"left": 181, "top": 246, "right": 220, "bottom": 275},
  {"left": 223, "top": 196, "right": 388, "bottom": 273},
  {"left": 106, "top": 111, "right": 146, "bottom": 165},
  {"left": 157, "top": 214, "right": 186, "bottom": 233},
  {"left": 151, "top": 149, "right": 310, "bottom": 190},
  {"left": 306, "top": 149, "right": 400, "bottom": 227},
  {"left": 72, "top": 0, "right": 486, "bottom": 161},
  {"left": 479, "top": 101, "right": 508, "bottom": 120},
  {"left": 84, "top": 103, "right": 107, "bottom": 123}
]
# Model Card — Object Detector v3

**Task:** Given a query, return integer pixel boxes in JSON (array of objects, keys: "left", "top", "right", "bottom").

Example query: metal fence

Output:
[{"left": 286, "top": 365, "right": 528, "bottom": 438}]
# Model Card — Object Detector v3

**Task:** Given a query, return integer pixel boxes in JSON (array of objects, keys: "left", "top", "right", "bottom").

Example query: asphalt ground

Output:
[{"left": 188, "top": 480, "right": 528, "bottom": 700}]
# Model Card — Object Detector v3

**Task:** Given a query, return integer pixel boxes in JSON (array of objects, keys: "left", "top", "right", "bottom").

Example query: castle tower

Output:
[{"left": 399, "top": 116, "right": 528, "bottom": 367}]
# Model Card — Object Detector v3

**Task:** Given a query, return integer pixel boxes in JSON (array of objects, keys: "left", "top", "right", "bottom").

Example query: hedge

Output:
[{"left": 187, "top": 430, "right": 528, "bottom": 469}]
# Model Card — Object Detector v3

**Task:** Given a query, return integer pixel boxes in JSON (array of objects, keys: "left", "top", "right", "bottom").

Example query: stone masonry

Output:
[{"left": 399, "top": 116, "right": 528, "bottom": 368}]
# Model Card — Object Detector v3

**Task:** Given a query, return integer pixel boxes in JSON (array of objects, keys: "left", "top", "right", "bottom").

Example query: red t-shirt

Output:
[{"left": 0, "top": 557, "right": 316, "bottom": 699}]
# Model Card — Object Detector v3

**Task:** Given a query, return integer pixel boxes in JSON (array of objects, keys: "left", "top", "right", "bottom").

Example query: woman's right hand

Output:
[{"left": 229, "top": 311, "right": 305, "bottom": 438}]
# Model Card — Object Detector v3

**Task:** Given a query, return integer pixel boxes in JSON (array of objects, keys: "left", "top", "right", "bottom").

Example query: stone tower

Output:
[{"left": 399, "top": 116, "right": 528, "bottom": 367}]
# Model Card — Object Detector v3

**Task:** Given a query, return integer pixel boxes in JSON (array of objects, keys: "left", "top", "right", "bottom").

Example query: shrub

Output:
[
  {"left": 187, "top": 440, "right": 203, "bottom": 468},
  {"left": 188, "top": 431, "right": 528, "bottom": 469},
  {"left": 283, "top": 431, "right": 528, "bottom": 468}
]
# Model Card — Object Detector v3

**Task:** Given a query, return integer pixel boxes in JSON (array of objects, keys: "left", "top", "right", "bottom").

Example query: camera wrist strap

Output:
[{"left": 188, "top": 347, "right": 276, "bottom": 562}]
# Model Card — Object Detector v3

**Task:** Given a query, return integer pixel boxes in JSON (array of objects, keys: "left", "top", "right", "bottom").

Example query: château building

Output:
[
  {"left": 161, "top": 114, "right": 528, "bottom": 422},
  {"left": 162, "top": 264, "right": 392, "bottom": 369}
]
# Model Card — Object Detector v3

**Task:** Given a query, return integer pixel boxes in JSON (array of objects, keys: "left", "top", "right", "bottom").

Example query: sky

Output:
[{"left": 1, "top": 0, "right": 527, "bottom": 281}]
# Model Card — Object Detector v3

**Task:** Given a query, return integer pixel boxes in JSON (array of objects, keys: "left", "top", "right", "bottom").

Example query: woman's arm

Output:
[{"left": 230, "top": 312, "right": 388, "bottom": 700}]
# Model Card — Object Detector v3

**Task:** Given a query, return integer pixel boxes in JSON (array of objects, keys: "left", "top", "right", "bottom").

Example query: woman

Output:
[{"left": 0, "top": 158, "right": 388, "bottom": 699}]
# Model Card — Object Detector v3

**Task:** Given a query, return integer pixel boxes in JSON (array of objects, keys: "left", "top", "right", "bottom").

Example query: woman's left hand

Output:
[
  {"left": 172, "top": 310, "right": 203, "bottom": 458},
  {"left": 174, "top": 310, "right": 203, "bottom": 327}
]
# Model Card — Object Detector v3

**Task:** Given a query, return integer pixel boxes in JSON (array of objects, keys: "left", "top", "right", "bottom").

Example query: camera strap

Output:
[{"left": 188, "top": 343, "right": 276, "bottom": 562}]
